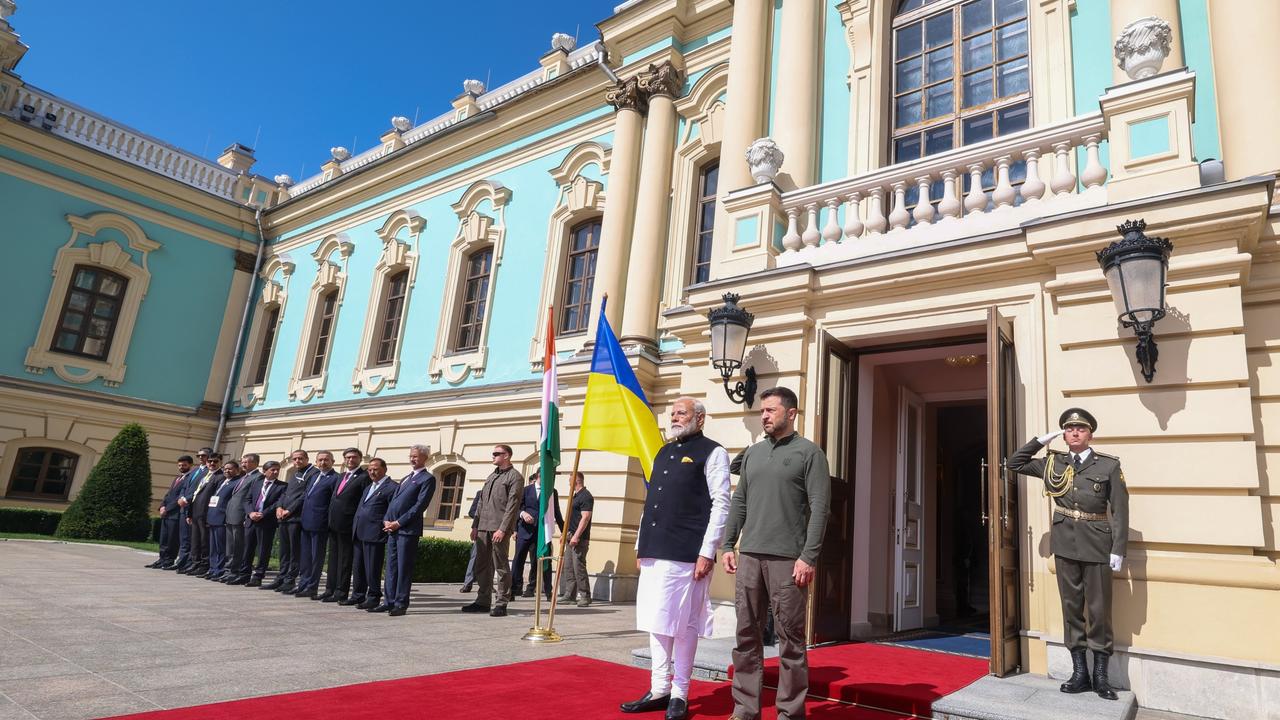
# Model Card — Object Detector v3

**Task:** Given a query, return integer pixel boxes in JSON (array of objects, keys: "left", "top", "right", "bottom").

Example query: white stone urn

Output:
[
  {"left": 462, "top": 78, "right": 486, "bottom": 96},
  {"left": 390, "top": 115, "right": 412, "bottom": 132},
  {"left": 273, "top": 174, "right": 293, "bottom": 186},
  {"left": 551, "top": 32, "right": 576, "bottom": 53},
  {"left": 329, "top": 146, "right": 350, "bottom": 162},
  {"left": 1114, "top": 16, "right": 1173, "bottom": 81},
  {"left": 746, "top": 137, "right": 784, "bottom": 185}
]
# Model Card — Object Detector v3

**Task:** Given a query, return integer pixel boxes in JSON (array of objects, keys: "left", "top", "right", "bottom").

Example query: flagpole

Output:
[
  {"left": 545, "top": 447, "right": 583, "bottom": 633},
  {"left": 524, "top": 304, "right": 563, "bottom": 644}
]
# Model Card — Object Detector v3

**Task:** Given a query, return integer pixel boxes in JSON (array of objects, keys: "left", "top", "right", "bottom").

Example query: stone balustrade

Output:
[
  {"left": 775, "top": 112, "right": 1109, "bottom": 267},
  {"left": 8, "top": 85, "right": 239, "bottom": 199}
]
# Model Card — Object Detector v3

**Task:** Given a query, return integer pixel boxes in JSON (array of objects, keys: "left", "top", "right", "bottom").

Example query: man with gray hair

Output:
[
  {"left": 378, "top": 444, "right": 435, "bottom": 617},
  {"left": 621, "top": 397, "right": 731, "bottom": 720}
]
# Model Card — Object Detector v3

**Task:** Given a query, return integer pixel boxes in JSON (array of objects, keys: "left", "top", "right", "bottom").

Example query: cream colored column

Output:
[
  {"left": 1111, "top": 0, "right": 1184, "bottom": 85},
  {"left": 1207, "top": 0, "right": 1280, "bottom": 180},
  {"left": 589, "top": 76, "right": 646, "bottom": 338},
  {"left": 773, "top": 0, "right": 823, "bottom": 189},
  {"left": 620, "top": 62, "right": 683, "bottom": 349}
]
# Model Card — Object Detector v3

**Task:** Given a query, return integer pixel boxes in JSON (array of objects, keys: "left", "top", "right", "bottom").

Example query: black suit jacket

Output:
[
  {"left": 191, "top": 470, "right": 224, "bottom": 521},
  {"left": 354, "top": 479, "right": 397, "bottom": 543},
  {"left": 160, "top": 470, "right": 191, "bottom": 516},
  {"left": 280, "top": 464, "right": 320, "bottom": 522},
  {"left": 244, "top": 476, "right": 287, "bottom": 529},
  {"left": 328, "top": 468, "right": 371, "bottom": 534},
  {"left": 516, "top": 483, "right": 564, "bottom": 542}
]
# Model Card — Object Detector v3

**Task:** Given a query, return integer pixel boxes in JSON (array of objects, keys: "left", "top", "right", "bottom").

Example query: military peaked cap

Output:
[{"left": 1059, "top": 407, "right": 1097, "bottom": 432}]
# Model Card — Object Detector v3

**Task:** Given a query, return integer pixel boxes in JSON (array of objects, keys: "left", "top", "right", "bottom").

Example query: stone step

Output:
[
  {"left": 631, "top": 636, "right": 777, "bottom": 682},
  {"left": 932, "top": 673, "right": 1137, "bottom": 720}
]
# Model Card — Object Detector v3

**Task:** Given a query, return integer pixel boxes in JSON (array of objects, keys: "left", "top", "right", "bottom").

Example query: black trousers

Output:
[
  {"left": 245, "top": 522, "right": 277, "bottom": 579},
  {"left": 298, "top": 528, "right": 327, "bottom": 591},
  {"left": 158, "top": 516, "right": 180, "bottom": 563},
  {"left": 277, "top": 521, "right": 301, "bottom": 580},
  {"left": 351, "top": 538, "right": 385, "bottom": 602},
  {"left": 511, "top": 534, "right": 553, "bottom": 598},
  {"left": 190, "top": 516, "right": 210, "bottom": 566},
  {"left": 324, "top": 529, "right": 355, "bottom": 597},
  {"left": 384, "top": 533, "right": 417, "bottom": 609},
  {"left": 225, "top": 523, "right": 246, "bottom": 576},
  {"left": 176, "top": 511, "right": 191, "bottom": 567}
]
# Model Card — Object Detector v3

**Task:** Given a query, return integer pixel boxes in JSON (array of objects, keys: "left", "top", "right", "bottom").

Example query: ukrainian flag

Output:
[{"left": 578, "top": 300, "right": 664, "bottom": 481}]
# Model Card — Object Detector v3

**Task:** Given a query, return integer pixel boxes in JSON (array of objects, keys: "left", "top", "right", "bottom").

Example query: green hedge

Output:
[
  {"left": 56, "top": 423, "right": 153, "bottom": 541},
  {"left": 0, "top": 507, "right": 63, "bottom": 535},
  {"left": 412, "top": 536, "right": 472, "bottom": 583}
]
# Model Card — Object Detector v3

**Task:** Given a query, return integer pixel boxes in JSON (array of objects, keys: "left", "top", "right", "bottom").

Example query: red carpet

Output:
[
  {"left": 103, "top": 655, "right": 911, "bottom": 720},
  {"left": 733, "top": 642, "right": 988, "bottom": 717}
]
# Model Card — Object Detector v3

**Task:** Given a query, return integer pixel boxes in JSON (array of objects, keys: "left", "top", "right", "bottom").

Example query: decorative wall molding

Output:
[
  {"left": 351, "top": 209, "right": 425, "bottom": 395},
  {"left": 24, "top": 213, "right": 160, "bottom": 388},
  {"left": 428, "top": 180, "right": 512, "bottom": 384},
  {"left": 236, "top": 255, "right": 295, "bottom": 408},
  {"left": 287, "top": 234, "right": 354, "bottom": 402}
]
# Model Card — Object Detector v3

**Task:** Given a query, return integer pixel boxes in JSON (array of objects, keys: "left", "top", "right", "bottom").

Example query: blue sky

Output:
[{"left": 11, "top": 0, "right": 622, "bottom": 181}]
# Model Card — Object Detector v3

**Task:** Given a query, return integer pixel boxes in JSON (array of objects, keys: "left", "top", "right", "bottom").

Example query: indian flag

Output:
[{"left": 537, "top": 307, "right": 561, "bottom": 558}]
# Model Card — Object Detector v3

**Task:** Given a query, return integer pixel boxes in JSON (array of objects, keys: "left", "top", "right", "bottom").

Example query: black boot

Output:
[
  {"left": 1092, "top": 651, "right": 1118, "bottom": 700},
  {"left": 1060, "top": 648, "right": 1092, "bottom": 694}
]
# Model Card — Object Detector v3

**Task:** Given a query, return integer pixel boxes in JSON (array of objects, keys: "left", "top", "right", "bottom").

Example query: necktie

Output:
[
  {"left": 306, "top": 472, "right": 323, "bottom": 496},
  {"left": 171, "top": 474, "right": 183, "bottom": 489},
  {"left": 364, "top": 481, "right": 380, "bottom": 503},
  {"left": 1072, "top": 454, "right": 1083, "bottom": 472},
  {"left": 337, "top": 472, "right": 351, "bottom": 495},
  {"left": 233, "top": 474, "right": 250, "bottom": 495},
  {"left": 257, "top": 481, "right": 269, "bottom": 511}
]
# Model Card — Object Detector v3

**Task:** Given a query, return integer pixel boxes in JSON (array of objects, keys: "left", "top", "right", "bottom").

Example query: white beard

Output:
[{"left": 672, "top": 423, "right": 699, "bottom": 441}]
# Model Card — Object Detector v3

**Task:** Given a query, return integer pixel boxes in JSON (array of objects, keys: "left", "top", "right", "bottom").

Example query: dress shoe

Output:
[
  {"left": 1092, "top": 651, "right": 1118, "bottom": 700},
  {"left": 292, "top": 587, "right": 314, "bottom": 598},
  {"left": 665, "top": 697, "right": 687, "bottom": 720},
  {"left": 1060, "top": 648, "right": 1092, "bottom": 694},
  {"left": 276, "top": 581, "right": 296, "bottom": 594},
  {"left": 522, "top": 587, "right": 536, "bottom": 598},
  {"left": 245, "top": 578, "right": 262, "bottom": 587},
  {"left": 368, "top": 603, "right": 392, "bottom": 613},
  {"left": 157, "top": 562, "right": 175, "bottom": 570},
  {"left": 225, "top": 576, "right": 248, "bottom": 586},
  {"left": 620, "top": 692, "right": 671, "bottom": 713},
  {"left": 263, "top": 578, "right": 284, "bottom": 590},
  {"left": 206, "top": 572, "right": 224, "bottom": 581},
  {"left": 169, "top": 563, "right": 187, "bottom": 572},
  {"left": 490, "top": 606, "right": 507, "bottom": 617},
  {"left": 316, "top": 592, "right": 334, "bottom": 602},
  {"left": 459, "top": 583, "right": 473, "bottom": 593},
  {"left": 145, "top": 560, "right": 161, "bottom": 569},
  {"left": 356, "top": 598, "right": 377, "bottom": 610},
  {"left": 460, "top": 603, "right": 490, "bottom": 613},
  {"left": 388, "top": 607, "right": 407, "bottom": 617},
  {"left": 338, "top": 597, "right": 361, "bottom": 607},
  {"left": 191, "top": 565, "right": 209, "bottom": 576},
  {"left": 321, "top": 595, "right": 341, "bottom": 603}
]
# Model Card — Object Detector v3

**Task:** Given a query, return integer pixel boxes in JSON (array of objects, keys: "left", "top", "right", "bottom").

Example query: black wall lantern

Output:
[
  {"left": 708, "top": 292, "right": 758, "bottom": 407},
  {"left": 1096, "top": 219, "right": 1173, "bottom": 383}
]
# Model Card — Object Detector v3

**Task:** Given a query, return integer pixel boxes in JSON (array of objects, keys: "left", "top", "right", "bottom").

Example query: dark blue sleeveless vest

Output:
[{"left": 637, "top": 432, "right": 720, "bottom": 563}]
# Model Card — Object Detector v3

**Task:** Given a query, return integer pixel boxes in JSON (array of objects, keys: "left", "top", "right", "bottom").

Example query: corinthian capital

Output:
[
  {"left": 638, "top": 60, "right": 684, "bottom": 101},
  {"left": 605, "top": 75, "right": 647, "bottom": 113}
]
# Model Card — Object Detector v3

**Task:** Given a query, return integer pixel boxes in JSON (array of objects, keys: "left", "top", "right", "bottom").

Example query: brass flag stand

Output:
[{"left": 523, "top": 448, "right": 582, "bottom": 643}]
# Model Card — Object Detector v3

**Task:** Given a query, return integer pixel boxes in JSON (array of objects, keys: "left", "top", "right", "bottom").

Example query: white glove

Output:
[
  {"left": 1037, "top": 429, "right": 1065, "bottom": 445},
  {"left": 1109, "top": 554, "right": 1123, "bottom": 572}
]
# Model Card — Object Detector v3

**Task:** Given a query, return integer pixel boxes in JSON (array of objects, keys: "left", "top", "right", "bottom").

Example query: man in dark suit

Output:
[
  {"left": 205, "top": 460, "right": 241, "bottom": 580},
  {"left": 148, "top": 455, "right": 194, "bottom": 569},
  {"left": 185, "top": 453, "right": 223, "bottom": 577},
  {"left": 294, "top": 450, "right": 340, "bottom": 599},
  {"left": 327, "top": 448, "right": 370, "bottom": 604},
  {"left": 352, "top": 458, "right": 396, "bottom": 610},
  {"left": 266, "top": 449, "right": 319, "bottom": 593},
  {"left": 511, "top": 471, "right": 563, "bottom": 600},
  {"left": 173, "top": 447, "right": 212, "bottom": 571},
  {"left": 221, "top": 453, "right": 260, "bottom": 584},
  {"left": 377, "top": 445, "right": 436, "bottom": 617},
  {"left": 243, "top": 460, "right": 287, "bottom": 587}
]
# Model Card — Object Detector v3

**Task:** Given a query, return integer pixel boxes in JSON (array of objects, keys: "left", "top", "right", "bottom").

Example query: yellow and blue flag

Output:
[{"left": 578, "top": 299, "right": 664, "bottom": 481}]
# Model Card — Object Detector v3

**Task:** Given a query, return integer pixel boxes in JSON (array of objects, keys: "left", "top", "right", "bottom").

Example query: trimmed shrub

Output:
[
  {"left": 55, "top": 423, "right": 153, "bottom": 541},
  {"left": 0, "top": 507, "right": 63, "bottom": 535},
  {"left": 413, "top": 536, "right": 472, "bottom": 583}
]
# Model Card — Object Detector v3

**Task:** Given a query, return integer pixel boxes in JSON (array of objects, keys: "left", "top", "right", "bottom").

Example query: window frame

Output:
[
  {"left": 559, "top": 218, "right": 602, "bottom": 337},
  {"left": 236, "top": 256, "right": 294, "bottom": 409},
  {"left": 352, "top": 209, "right": 424, "bottom": 396},
  {"left": 433, "top": 467, "right": 467, "bottom": 525},
  {"left": 5, "top": 447, "right": 79, "bottom": 502},
  {"left": 691, "top": 160, "right": 720, "bottom": 285},
  {"left": 374, "top": 270, "right": 409, "bottom": 367},
  {"left": 49, "top": 265, "right": 128, "bottom": 361},
  {"left": 454, "top": 247, "right": 494, "bottom": 353},
  {"left": 307, "top": 289, "right": 339, "bottom": 378}
]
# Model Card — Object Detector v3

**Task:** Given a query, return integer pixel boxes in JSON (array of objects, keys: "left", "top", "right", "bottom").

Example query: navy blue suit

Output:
[
  {"left": 276, "top": 464, "right": 320, "bottom": 584},
  {"left": 157, "top": 470, "right": 190, "bottom": 565},
  {"left": 206, "top": 475, "right": 238, "bottom": 576},
  {"left": 175, "top": 465, "right": 208, "bottom": 568},
  {"left": 352, "top": 478, "right": 396, "bottom": 603},
  {"left": 297, "top": 469, "right": 339, "bottom": 593},
  {"left": 512, "top": 483, "right": 563, "bottom": 599},
  {"left": 383, "top": 469, "right": 436, "bottom": 610},
  {"left": 243, "top": 476, "right": 287, "bottom": 581}
]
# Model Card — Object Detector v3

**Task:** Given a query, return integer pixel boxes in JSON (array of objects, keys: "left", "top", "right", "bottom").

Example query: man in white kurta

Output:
[{"left": 622, "top": 397, "right": 731, "bottom": 720}]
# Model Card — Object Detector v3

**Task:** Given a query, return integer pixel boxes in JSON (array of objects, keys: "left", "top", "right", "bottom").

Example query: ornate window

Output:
[
  {"left": 6, "top": 447, "right": 78, "bottom": 501},
  {"left": 429, "top": 180, "right": 510, "bottom": 384},
  {"left": 891, "top": 0, "right": 1030, "bottom": 163},
  {"left": 435, "top": 467, "right": 466, "bottom": 524},
  {"left": 25, "top": 213, "right": 160, "bottom": 387},
  {"left": 456, "top": 248, "right": 493, "bottom": 352},
  {"left": 289, "top": 234, "right": 353, "bottom": 401},
  {"left": 560, "top": 219, "right": 601, "bottom": 336},
  {"left": 692, "top": 161, "right": 719, "bottom": 284},
  {"left": 238, "top": 256, "right": 294, "bottom": 408},
  {"left": 352, "top": 210, "right": 424, "bottom": 395}
]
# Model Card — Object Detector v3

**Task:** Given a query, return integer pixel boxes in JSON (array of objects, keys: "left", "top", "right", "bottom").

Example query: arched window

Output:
[
  {"left": 375, "top": 270, "right": 409, "bottom": 367},
  {"left": 51, "top": 266, "right": 128, "bottom": 360},
  {"left": 692, "top": 161, "right": 719, "bottom": 285},
  {"left": 455, "top": 247, "right": 493, "bottom": 352},
  {"left": 436, "top": 467, "right": 466, "bottom": 523},
  {"left": 560, "top": 219, "right": 601, "bottom": 335},
  {"left": 6, "top": 447, "right": 78, "bottom": 501},
  {"left": 252, "top": 306, "right": 281, "bottom": 386},
  {"left": 305, "top": 289, "right": 338, "bottom": 378},
  {"left": 891, "top": 0, "right": 1030, "bottom": 163}
]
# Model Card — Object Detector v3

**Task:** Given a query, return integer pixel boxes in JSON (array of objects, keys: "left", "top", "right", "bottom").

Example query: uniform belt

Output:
[{"left": 1054, "top": 505, "right": 1106, "bottom": 522}]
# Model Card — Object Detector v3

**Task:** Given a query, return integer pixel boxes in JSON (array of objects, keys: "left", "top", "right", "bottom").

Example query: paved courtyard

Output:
[{"left": 0, "top": 539, "right": 646, "bottom": 720}]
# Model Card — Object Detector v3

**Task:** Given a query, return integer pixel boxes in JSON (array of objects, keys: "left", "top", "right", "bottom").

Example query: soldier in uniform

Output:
[{"left": 1007, "top": 408, "right": 1128, "bottom": 701}]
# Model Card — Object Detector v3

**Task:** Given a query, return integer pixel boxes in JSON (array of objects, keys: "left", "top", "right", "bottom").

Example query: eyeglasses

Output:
[{"left": 492, "top": 452, "right": 507, "bottom": 457}]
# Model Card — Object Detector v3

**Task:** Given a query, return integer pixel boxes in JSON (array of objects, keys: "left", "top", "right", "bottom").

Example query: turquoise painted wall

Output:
[
  {"left": 245, "top": 130, "right": 618, "bottom": 412},
  {"left": 819, "top": 0, "right": 851, "bottom": 184},
  {"left": 1070, "top": 0, "right": 1112, "bottom": 183},
  {"left": 1178, "top": 0, "right": 1221, "bottom": 161},
  {"left": 0, "top": 168, "right": 238, "bottom": 409},
  {"left": 767, "top": 0, "right": 783, "bottom": 135}
]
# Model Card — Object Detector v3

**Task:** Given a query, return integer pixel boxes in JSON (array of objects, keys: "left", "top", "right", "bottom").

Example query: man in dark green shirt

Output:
[{"left": 721, "top": 386, "right": 830, "bottom": 720}]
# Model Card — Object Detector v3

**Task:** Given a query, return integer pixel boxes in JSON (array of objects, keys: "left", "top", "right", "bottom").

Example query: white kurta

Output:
[{"left": 635, "top": 445, "right": 731, "bottom": 638}]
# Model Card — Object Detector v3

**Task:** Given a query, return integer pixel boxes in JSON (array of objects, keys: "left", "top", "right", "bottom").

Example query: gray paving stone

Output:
[{"left": 932, "top": 674, "right": 1137, "bottom": 720}]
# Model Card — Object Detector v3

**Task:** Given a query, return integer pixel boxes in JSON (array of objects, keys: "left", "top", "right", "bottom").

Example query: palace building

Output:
[{"left": 1, "top": 1, "right": 1277, "bottom": 716}]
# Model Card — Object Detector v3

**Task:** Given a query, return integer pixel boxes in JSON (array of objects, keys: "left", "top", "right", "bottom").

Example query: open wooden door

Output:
[
  {"left": 894, "top": 387, "right": 925, "bottom": 632},
  {"left": 810, "top": 332, "right": 854, "bottom": 645},
  {"left": 987, "top": 308, "right": 1021, "bottom": 675}
]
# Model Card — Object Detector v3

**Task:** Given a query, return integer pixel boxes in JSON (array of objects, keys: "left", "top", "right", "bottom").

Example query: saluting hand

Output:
[
  {"left": 1037, "top": 429, "right": 1065, "bottom": 445},
  {"left": 722, "top": 551, "right": 737, "bottom": 574}
]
